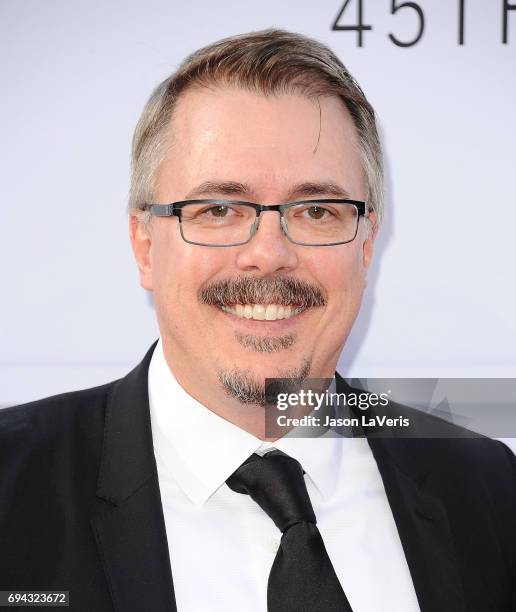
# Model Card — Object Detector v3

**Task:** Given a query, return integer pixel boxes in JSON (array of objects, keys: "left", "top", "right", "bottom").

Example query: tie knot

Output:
[{"left": 226, "top": 450, "right": 316, "bottom": 532}]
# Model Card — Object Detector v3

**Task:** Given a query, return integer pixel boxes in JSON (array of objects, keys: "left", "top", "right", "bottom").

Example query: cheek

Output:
[
  {"left": 151, "top": 231, "right": 228, "bottom": 310},
  {"left": 309, "top": 247, "right": 366, "bottom": 312},
  {"left": 317, "top": 250, "right": 367, "bottom": 359}
]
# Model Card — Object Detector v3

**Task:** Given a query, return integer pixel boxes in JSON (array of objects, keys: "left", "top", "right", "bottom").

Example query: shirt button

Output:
[{"left": 267, "top": 537, "right": 280, "bottom": 553}]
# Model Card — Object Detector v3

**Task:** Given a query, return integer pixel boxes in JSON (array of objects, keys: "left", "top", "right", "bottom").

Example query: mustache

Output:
[{"left": 199, "top": 276, "right": 327, "bottom": 308}]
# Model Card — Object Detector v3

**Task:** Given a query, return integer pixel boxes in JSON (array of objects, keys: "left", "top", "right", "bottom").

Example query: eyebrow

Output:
[{"left": 184, "top": 180, "right": 351, "bottom": 201}]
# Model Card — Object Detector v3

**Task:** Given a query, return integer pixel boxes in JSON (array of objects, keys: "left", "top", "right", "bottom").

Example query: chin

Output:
[{"left": 228, "top": 350, "right": 311, "bottom": 377}]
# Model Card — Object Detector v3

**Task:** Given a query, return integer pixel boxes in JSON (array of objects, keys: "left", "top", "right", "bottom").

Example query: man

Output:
[{"left": 1, "top": 29, "right": 515, "bottom": 612}]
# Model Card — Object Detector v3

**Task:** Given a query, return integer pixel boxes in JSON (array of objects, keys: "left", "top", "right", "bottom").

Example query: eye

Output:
[
  {"left": 307, "top": 206, "right": 325, "bottom": 220},
  {"left": 181, "top": 202, "right": 253, "bottom": 226},
  {"left": 301, "top": 205, "right": 335, "bottom": 220},
  {"left": 206, "top": 205, "right": 230, "bottom": 217},
  {"left": 193, "top": 204, "right": 242, "bottom": 220}
]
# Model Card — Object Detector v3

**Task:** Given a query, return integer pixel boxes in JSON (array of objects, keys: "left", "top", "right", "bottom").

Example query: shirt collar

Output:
[
  {"left": 265, "top": 434, "right": 343, "bottom": 500},
  {"left": 148, "top": 339, "right": 344, "bottom": 506}
]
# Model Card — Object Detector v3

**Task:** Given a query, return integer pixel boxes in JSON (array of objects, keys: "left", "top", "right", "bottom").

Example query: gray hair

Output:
[{"left": 129, "top": 29, "right": 384, "bottom": 228}]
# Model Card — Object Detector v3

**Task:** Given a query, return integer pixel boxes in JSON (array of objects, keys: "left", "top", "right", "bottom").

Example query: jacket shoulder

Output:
[
  {"left": 386, "top": 400, "right": 516, "bottom": 484},
  {"left": 0, "top": 382, "right": 117, "bottom": 492},
  {"left": 0, "top": 381, "right": 115, "bottom": 436}
]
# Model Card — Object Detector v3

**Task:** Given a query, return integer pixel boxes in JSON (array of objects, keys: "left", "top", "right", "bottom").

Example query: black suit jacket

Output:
[{"left": 1, "top": 343, "right": 515, "bottom": 611}]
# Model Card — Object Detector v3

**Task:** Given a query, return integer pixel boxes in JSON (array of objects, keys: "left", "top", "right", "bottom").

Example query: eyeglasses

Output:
[{"left": 142, "top": 199, "right": 368, "bottom": 247}]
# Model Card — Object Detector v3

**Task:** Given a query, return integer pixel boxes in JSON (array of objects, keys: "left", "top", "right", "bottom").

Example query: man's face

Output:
[{"left": 131, "top": 86, "right": 376, "bottom": 403}]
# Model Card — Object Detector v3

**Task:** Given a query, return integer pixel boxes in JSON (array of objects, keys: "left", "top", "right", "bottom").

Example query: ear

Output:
[
  {"left": 362, "top": 211, "right": 378, "bottom": 269},
  {"left": 129, "top": 211, "right": 154, "bottom": 291}
]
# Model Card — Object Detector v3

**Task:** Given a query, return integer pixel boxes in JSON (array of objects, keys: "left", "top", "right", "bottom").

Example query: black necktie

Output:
[{"left": 226, "top": 450, "right": 353, "bottom": 612}]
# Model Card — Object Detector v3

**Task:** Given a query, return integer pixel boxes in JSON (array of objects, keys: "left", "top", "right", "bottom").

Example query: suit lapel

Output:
[
  {"left": 91, "top": 342, "right": 177, "bottom": 612},
  {"left": 335, "top": 374, "right": 466, "bottom": 612},
  {"left": 366, "top": 437, "right": 465, "bottom": 612}
]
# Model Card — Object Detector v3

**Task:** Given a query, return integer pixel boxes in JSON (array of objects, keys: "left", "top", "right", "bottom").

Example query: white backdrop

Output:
[{"left": 1, "top": 0, "right": 515, "bottom": 432}]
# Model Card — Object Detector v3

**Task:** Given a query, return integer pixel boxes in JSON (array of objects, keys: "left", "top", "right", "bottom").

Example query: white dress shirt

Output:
[{"left": 148, "top": 340, "right": 421, "bottom": 612}]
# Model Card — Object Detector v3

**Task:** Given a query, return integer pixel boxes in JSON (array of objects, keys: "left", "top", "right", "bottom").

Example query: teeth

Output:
[
  {"left": 265, "top": 305, "right": 277, "bottom": 320},
  {"left": 253, "top": 305, "right": 266, "bottom": 320},
  {"left": 220, "top": 304, "right": 304, "bottom": 321}
]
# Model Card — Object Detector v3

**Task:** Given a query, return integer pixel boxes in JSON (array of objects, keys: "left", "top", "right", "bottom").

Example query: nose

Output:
[{"left": 235, "top": 211, "right": 299, "bottom": 275}]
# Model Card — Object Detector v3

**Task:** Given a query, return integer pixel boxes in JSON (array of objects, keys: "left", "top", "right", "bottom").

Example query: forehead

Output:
[{"left": 156, "top": 86, "right": 365, "bottom": 201}]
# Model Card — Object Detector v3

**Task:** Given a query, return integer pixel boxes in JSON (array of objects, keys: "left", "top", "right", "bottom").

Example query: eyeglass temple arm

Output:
[{"left": 142, "top": 204, "right": 179, "bottom": 217}]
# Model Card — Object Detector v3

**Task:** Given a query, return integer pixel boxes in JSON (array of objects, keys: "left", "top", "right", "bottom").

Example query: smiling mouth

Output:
[{"left": 218, "top": 303, "right": 305, "bottom": 321}]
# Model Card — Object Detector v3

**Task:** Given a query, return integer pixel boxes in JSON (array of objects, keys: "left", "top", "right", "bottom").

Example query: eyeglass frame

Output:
[{"left": 141, "top": 198, "right": 369, "bottom": 247}]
